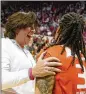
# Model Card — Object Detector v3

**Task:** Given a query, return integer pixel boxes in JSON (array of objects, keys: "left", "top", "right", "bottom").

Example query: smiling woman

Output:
[
  {"left": 4, "top": 12, "right": 37, "bottom": 48},
  {"left": 4, "top": 12, "right": 37, "bottom": 39},
  {"left": 1, "top": 11, "right": 61, "bottom": 94},
  {"left": 15, "top": 27, "right": 34, "bottom": 48}
]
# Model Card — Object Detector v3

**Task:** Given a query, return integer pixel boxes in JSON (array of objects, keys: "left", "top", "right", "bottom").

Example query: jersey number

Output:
[{"left": 76, "top": 64, "right": 86, "bottom": 89}]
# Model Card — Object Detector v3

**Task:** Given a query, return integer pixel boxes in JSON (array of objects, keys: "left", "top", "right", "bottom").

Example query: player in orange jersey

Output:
[{"left": 35, "top": 12, "right": 86, "bottom": 94}]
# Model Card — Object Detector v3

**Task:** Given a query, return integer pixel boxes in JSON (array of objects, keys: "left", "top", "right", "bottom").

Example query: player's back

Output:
[{"left": 45, "top": 45, "right": 86, "bottom": 94}]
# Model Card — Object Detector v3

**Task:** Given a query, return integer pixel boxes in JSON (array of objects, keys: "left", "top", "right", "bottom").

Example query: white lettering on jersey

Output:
[
  {"left": 76, "top": 91, "right": 86, "bottom": 94},
  {"left": 76, "top": 64, "right": 86, "bottom": 89}
]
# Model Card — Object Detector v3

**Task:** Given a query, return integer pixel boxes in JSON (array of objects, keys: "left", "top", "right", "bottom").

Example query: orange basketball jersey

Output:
[{"left": 38, "top": 45, "right": 86, "bottom": 94}]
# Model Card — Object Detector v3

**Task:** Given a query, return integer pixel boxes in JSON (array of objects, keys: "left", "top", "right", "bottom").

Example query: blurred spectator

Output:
[
  {"left": 2, "top": 1, "right": 86, "bottom": 37},
  {"left": 1, "top": 24, "right": 5, "bottom": 38},
  {"left": 1, "top": 1, "right": 86, "bottom": 53}
]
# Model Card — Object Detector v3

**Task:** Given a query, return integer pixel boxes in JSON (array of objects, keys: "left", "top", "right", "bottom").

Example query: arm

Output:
[
  {"left": 2, "top": 69, "right": 30, "bottom": 90},
  {"left": 1, "top": 48, "right": 30, "bottom": 90},
  {"left": 35, "top": 51, "right": 55, "bottom": 94},
  {"left": 36, "top": 76, "right": 55, "bottom": 94}
]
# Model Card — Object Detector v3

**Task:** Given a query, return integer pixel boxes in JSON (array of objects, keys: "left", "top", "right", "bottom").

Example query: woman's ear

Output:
[{"left": 15, "top": 29, "right": 20, "bottom": 35}]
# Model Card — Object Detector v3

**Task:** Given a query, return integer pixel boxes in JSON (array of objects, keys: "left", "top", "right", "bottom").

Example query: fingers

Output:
[
  {"left": 45, "top": 70, "right": 56, "bottom": 76},
  {"left": 44, "top": 62, "right": 62, "bottom": 67},
  {"left": 38, "top": 51, "right": 47, "bottom": 60},
  {"left": 44, "top": 57, "right": 60, "bottom": 62},
  {"left": 45, "top": 67, "right": 61, "bottom": 73}
]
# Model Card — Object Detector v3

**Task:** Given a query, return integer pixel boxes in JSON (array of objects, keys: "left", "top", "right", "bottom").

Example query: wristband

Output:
[{"left": 29, "top": 68, "right": 34, "bottom": 80}]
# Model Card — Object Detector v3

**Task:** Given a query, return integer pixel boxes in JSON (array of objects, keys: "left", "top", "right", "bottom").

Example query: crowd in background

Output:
[{"left": 1, "top": 1, "right": 86, "bottom": 56}]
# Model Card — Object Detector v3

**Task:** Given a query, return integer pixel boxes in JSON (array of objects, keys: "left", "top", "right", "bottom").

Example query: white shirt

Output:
[{"left": 1, "top": 38, "right": 36, "bottom": 94}]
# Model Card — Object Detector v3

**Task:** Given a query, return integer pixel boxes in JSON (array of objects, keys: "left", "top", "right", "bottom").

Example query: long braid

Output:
[
  {"left": 54, "top": 12, "right": 86, "bottom": 71},
  {"left": 44, "top": 12, "right": 86, "bottom": 71}
]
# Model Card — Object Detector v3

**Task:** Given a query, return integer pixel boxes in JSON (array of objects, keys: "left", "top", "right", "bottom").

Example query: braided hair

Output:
[
  {"left": 52, "top": 12, "right": 86, "bottom": 71},
  {"left": 36, "top": 12, "right": 86, "bottom": 94}
]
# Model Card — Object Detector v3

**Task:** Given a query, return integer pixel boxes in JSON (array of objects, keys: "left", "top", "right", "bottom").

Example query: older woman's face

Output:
[{"left": 15, "top": 26, "right": 35, "bottom": 47}]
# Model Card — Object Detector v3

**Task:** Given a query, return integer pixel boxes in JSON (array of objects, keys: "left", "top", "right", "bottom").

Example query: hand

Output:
[{"left": 32, "top": 52, "right": 62, "bottom": 77}]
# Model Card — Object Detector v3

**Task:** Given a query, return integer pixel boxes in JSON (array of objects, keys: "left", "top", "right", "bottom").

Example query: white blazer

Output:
[{"left": 1, "top": 38, "right": 36, "bottom": 94}]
